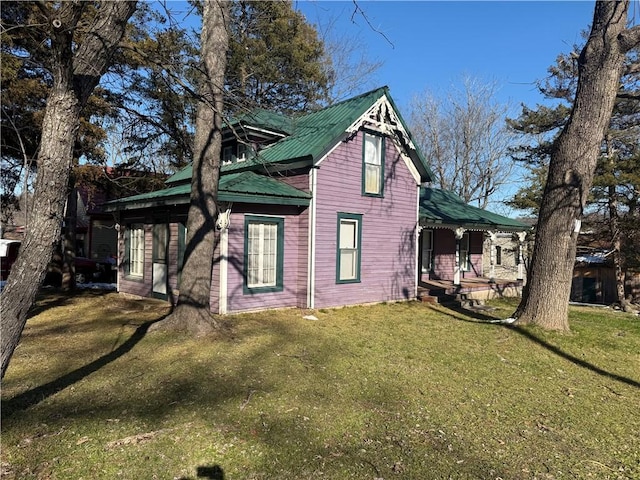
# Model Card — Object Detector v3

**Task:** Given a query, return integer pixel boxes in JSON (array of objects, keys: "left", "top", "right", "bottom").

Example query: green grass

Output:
[{"left": 1, "top": 291, "right": 639, "bottom": 480}]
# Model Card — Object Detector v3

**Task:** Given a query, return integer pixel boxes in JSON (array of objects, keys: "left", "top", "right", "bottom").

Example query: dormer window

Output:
[
  {"left": 222, "top": 145, "right": 234, "bottom": 165},
  {"left": 237, "top": 143, "right": 247, "bottom": 162}
]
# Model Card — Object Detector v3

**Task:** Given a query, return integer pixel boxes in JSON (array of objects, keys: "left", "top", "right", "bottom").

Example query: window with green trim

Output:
[
  {"left": 337, "top": 213, "right": 362, "bottom": 283},
  {"left": 362, "top": 132, "right": 384, "bottom": 196},
  {"left": 244, "top": 216, "right": 284, "bottom": 293}
]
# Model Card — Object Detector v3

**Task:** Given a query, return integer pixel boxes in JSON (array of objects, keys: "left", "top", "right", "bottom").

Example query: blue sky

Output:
[
  {"left": 294, "top": 1, "right": 600, "bottom": 214},
  {"left": 296, "top": 1, "right": 596, "bottom": 112}
]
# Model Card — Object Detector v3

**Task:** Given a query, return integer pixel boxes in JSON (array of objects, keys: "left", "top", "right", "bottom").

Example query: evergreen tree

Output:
[{"left": 508, "top": 34, "right": 640, "bottom": 308}]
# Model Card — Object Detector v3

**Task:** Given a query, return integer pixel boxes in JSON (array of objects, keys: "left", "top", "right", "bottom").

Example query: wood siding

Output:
[
  {"left": 313, "top": 131, "right": 419, "bottom": 308},
  {"left": 426, "top": 229, "right": 484, "bottom": 281},
  {"left": 224, "top": 204, "right": 305, "bottom": 313}
]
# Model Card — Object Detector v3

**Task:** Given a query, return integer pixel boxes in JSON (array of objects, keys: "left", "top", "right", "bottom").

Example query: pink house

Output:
[{"left": 107, "top": 87, "right": 527, "bottom": 312}]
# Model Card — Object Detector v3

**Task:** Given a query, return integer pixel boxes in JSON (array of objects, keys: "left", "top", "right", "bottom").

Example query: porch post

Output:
[
  {"left": 454, "top": 227, "right": 465, "bottom": 286},
  {"left": 488, "top": 231, "right": 496, "bottom": 283},
  {"left": 516, "top": 231, "right": 526, "bottom": 281}
]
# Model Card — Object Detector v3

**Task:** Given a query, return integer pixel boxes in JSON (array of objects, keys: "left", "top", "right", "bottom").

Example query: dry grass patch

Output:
[{"left": 1, "top": 292, "right": 639, "bottom": 479}]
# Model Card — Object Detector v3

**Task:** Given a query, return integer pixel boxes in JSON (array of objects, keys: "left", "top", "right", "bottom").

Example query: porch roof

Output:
[
  {"left": 104, "top": 171, "right": 311, "bottom": 212},
  {"left": 419, "top": 187, "right": 530, "bottom": 233}
]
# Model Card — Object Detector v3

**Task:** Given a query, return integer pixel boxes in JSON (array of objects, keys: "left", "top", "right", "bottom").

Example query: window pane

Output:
[
  {"left": 338, "top": 216, "right": 360, "bottom": 282},
  {"left": 364, "top": 134, "right": 381, "bottom": 165},
  {"left": 339, "top": 220, "right": 356, "bottom": 249},
  {"left": 365, "top": 164, "right": 380, "bottom": 194},
  {"left": 340, "top": 249, "right": 357, "bottom": 280},
  {"left": 129, "top": 224, "right": 144, "bottom": 277},
  {"left": 247, "top": 222, "right": 278, "bottom": 288}
]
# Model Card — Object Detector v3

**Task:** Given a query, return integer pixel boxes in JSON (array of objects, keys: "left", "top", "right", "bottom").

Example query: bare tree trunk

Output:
[
  {"left": 155, "top": 0, "right": 229, "bottom": 335},
  {"left": 1, "top": 1, "right": 137, "bottom": 378},
  {"left": 515, "top": 1, "right": 639, "bottom": 331}
]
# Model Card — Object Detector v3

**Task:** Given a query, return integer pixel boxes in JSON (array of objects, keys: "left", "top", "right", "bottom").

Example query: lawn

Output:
[{"left": 1, "top": 291, "right": 639, "bottom": 480}]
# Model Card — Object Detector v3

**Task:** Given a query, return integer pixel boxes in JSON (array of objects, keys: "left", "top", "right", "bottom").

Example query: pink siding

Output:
[
  {"left": 117, "top": 218, "right": 153, "bottom": 298},
  {"left": 427, "top": 229, "right": 484, "bottom": 281},
  {"left": 224, "top": 205, "right": 304, "bottom": 313},
  {"left": 273, "top": 172, "right": 310, "bottom": 307},
  {"left": 313, "top": 132, "right": 419, "bottom": 308}
]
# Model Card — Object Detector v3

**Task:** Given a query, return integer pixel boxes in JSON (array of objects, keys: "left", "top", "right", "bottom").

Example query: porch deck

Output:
[{"left": 418, "top": 277, "right": 523, "bottom": 303}]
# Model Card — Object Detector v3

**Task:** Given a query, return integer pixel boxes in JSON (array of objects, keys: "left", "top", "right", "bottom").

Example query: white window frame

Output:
[{"left": 129, "top": 224, "right": 145, "bottom": 277}]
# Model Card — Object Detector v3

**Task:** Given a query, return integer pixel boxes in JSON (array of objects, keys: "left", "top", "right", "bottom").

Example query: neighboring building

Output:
[{"left": 106, "top": 87, "right": 529, "bottom": 312}]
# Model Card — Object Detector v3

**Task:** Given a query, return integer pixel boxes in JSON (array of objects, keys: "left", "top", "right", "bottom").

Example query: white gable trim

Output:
[
  {"left": 346, "top": 95, "right": 417, "bottom": 151},
  {"left": 314, "top": 95, "right": 421, "bottom": 184}
]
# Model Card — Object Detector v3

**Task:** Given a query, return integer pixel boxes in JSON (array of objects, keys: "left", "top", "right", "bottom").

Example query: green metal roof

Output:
[
  {"left": 227, "top": 109, "right": 293, "bottom": 135},
  {"left": 166, "top": 86, "right": 434, "bottom": 185},
  {"left": 419, "top": 188, "right": 530, "bottom": 232},
  {"left": 105, "top": 171, "right": 311, "bottom": 212}
]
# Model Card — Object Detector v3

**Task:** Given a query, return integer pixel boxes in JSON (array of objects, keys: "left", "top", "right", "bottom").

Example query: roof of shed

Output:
[
  {"left": 104, "top": 171, "right": 311, "bottom": 211},
  {"left": 419, "top": 188, "right": 530, "bottom": 232}
]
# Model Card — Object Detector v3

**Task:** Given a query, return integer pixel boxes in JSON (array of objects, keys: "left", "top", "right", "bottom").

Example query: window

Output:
[
  {"left": 126, "top": 223, "right": 144, "bottom": 277},
  {"left": 495, "top": 245, "right": 502, "bottom": 265},
  {"left": 421, "top": 229, "right": 433, "bottom": 272},
  {"left": 244, "top": 216, "right": 284, "bottom": 293},
  {"left": 153, "top": 223, "right": 167, "bottom": 263},
  {"left": 362, "top": 132, "right": 384, "bottom": 196},
  {"left": 222, "top": 145, "right": 233, "bottom": 165},
  {"left": 337, "top": 213, "right": 362, "bottom": 283},
  {"left": 460, "top": 232, "right": 470, "bottom": 271},
  {"left": 237, "top": 143, "right": 247, "bottom": 162}
]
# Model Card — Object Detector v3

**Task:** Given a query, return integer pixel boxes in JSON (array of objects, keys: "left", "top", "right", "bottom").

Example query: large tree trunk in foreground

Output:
[
  {"left": 1, "top": 2, "right": 137, "bottom": 379},
  {"left": 155, "top": 1, "right": 229, "bottom": 335},
  {"left": 515, "top": 1, "right": 640, "bottom": 331}
]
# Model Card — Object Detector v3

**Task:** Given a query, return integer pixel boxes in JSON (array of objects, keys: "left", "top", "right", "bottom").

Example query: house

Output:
[
  {"left": 106, "top": 86, "right": 529, "bottom": 312},
  {"left": 74, "top": 165, "right": 166, "bottom": 262}
]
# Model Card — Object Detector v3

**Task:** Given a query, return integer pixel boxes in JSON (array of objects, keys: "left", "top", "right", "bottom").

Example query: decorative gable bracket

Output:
[{"left": 346, "top": 96, "right": 416, "bottom": 151}]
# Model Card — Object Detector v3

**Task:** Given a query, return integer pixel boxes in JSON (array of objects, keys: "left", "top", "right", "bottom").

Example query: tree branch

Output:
[{"left": 619, "top": 24, "right": 640, "bottom": 52}]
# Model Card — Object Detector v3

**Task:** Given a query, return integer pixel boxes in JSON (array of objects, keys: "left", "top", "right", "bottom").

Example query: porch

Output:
[{"left": 418, "top": 277, "right": 523, "bottom": 305}]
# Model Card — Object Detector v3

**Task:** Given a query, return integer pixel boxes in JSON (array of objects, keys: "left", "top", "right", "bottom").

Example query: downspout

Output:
[
  {"left": 415, "top": 186, "right": 421, "bottom": 297},
  {"left": 307, "top": 167, "right": 318, "bottom": 309}
]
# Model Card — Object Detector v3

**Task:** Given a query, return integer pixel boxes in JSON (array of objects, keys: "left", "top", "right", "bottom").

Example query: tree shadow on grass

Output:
[
  {"left": 438, "top": 304, "right": 640, "bottom": 390},
  {"left": 177, "top": 464, "right": 225, "bottom": 480},
  {"left": 1, "top": 314, "right": 168, "bottom": 420}
]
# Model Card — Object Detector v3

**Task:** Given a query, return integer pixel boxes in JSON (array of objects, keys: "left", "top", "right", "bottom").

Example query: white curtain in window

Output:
[
  {"left": 130, "top": 225, "right": 144, "bottom": 277},
  {"left": 247, "top": 223, "right": 277, "bottom": 287},
  {"left": 364, "top": 134, "right": 382, "bottom": 194}
]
